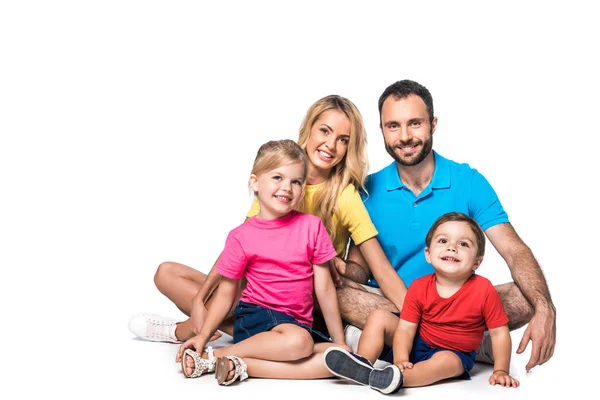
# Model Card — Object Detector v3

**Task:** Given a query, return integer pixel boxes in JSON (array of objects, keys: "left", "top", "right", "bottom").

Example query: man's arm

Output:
[{"left": 485, "top": 222, "right": 556, "bottom": 371}]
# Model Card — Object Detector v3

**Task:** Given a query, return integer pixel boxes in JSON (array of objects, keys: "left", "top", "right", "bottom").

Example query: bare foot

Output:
[{"left": 183, "top": 350, "right": 210, "bottom": 377}]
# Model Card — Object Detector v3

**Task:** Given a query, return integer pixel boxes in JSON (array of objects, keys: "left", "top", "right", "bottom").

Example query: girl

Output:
[
  {"left": 175, "top": 139, "right": 347, "bottom": 384},
  {"left": 129, "top": 95, "right": 405, "bottom": 346}
]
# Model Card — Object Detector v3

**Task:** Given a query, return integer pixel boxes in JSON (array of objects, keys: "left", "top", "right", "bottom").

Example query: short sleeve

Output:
[
  {"left": 399, "top": 281, "right": 422, "bottom": 324},
  {"left": 337, "top": 184, "right": 378, "bottom": 245},
  {"left": 469, "top": 171, "right": 509, "bottom": 231},
  {"left": 482, "top": 282, "right": 510, "bottom": 329},
  {"left": 311, "top": 219, "right": 337, "bottom": 265},
  {"left": 215, "top": 232, "right": 248, "bottom": 280}
]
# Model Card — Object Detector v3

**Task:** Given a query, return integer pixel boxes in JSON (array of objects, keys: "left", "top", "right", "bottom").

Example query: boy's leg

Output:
[
  {"left": 357, "top": 309, "right": 399, "bottom": 364},
  {"left": 401, "top": 350, "right": 464, "bottom": 387}
]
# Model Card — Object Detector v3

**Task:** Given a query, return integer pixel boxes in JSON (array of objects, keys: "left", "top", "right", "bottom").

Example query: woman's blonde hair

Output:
[
  {"left": 250, "top": 139, "right": 309, "bottom": 195},
  {"left": 296, "top": 95, "right": 369, "bottom": 242}
]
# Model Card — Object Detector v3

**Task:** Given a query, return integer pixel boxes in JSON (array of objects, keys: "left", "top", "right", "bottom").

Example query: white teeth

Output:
[{"left": 318, "top": 150, "right": 333, "bottom": 158}]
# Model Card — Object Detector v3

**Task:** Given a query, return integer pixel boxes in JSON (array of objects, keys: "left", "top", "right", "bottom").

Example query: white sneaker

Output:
[
  {"left": 344, "top": 324, "right": 363, "bottom": 353},
  {"left": 128, "top": 313, "right": 180, "bottom": 343},
  {"left": 475, "top": 331, "right": 494, "bottom": 364}
]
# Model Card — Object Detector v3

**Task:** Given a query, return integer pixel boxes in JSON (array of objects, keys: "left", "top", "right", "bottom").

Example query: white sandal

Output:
[
  {"left": 181, "top": 346, "right": 216, "bottom": 378},
  {"left": 215, "top": 355, "right": 248, "bottom": 386}
]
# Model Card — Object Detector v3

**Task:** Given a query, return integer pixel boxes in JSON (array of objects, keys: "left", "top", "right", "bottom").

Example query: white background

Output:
[{"left": 1, "top": 1, "right": 597, "bottom": 398}]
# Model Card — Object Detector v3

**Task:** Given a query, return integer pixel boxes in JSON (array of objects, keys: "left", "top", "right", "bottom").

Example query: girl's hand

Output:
[
  {"left": 395, "top": 360, "right": 413, "bottom": 372},
  {"left": 489, "top": 370, "right": 520, "bottom": 388},
  {"left": 175, "top": 334, "right": 207, "bottom": 363}
]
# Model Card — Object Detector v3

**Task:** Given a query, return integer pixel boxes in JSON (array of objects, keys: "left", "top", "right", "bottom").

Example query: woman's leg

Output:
[{"left": 152, "top": 261, "right": 237, "bottom": 339}]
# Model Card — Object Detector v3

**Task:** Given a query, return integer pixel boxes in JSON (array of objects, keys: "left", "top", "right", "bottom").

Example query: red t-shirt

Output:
[{"left": 400, "top": 274, "right": 509, "bottom": 353}]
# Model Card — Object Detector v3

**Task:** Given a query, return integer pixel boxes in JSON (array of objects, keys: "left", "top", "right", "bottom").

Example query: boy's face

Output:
[{"left": 424, "top": 221, "right": 482, "bottom": 279}]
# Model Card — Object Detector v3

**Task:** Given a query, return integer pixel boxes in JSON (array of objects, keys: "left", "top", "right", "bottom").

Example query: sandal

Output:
[
  {"left": 215, "top": 355, "right": 248, "bottom": 386},
  {"left": 181, "top": 346, "right": 216, "bottom": 378}
]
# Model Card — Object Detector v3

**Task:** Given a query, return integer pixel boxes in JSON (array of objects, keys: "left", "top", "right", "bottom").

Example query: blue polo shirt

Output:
[{"left": 362, "top": 151, "right": 509, "bottom": 288}]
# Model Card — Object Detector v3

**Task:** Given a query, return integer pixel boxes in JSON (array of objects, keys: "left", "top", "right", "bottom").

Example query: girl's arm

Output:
[
  {"left": 488, "top": 325, "right": 520, "bottom": 387},
  {"left": 189, "top": 217, "right": 250, "bottom": 335},
  {"left": 392, "top": 319, "right": 418, "bottom": 370},
  {"left": 357, "top": 237, "right": 408, "bottom": 312},
  {"left": 176, "top": 276, "right": 239, "bottom": 362},
  {"left": 313, "top": 262, "right": 345, "bottom": 345}
]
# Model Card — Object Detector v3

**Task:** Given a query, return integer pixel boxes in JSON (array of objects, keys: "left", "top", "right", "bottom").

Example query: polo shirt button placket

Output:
[{"left": 413, "top": 202, "right": 418, "bottom": 208}]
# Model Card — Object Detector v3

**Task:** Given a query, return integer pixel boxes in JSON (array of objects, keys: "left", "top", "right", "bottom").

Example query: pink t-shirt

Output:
[{"left": 216, "top": 210, "right": 337, "bottom": 327}]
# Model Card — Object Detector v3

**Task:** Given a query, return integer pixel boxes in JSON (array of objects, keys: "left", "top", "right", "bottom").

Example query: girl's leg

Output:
[
  {"left": 357, "top": 309, "right": 399, "bottom": 363},
  {"left": 214, "top": 324, "right": 315, "bottom": 361},
  {"left": 207, "top": 342, "right": 341, "bottom": 380},
  {"left": 401, "top": 351, "right": 464, "bottom": 387}
]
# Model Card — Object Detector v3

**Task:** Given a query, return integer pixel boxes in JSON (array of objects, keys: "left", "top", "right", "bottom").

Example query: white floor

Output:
[{"left": 116, "top": 325, "right": 562, "bottom": 400}]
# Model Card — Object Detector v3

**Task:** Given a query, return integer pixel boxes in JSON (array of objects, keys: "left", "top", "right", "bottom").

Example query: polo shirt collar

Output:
[{"left": 385, "top": 151, "right": 451, "bottom": 191}]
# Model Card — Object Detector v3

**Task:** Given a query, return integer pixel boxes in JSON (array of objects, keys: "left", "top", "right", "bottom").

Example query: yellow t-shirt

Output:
[{"left": 246, "top": 183, "right": 378, "bottom": 257}]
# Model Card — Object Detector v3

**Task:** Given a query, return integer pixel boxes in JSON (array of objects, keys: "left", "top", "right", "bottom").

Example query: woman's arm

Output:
[{"left": 313, "top": 261, "right": 345, "bottom": 345}]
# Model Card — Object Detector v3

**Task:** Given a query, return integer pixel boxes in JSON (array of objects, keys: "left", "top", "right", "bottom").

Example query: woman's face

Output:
[{"left": 304, "top": 109, "right": 351, "bottom": 177}]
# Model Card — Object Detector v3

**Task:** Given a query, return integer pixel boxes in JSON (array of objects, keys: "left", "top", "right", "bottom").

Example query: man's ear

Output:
[
  {"left": 424, "top": 247, "right": 431, "bottom": 264},
  {"left": 249, "top": 174, "right": 259, "bottom": 193},
  {"left": 472, "top": 256, "right": 484, "bottom": 271},
  {"left": 431, "top": 116, "right": 438, "bottom": 135}
]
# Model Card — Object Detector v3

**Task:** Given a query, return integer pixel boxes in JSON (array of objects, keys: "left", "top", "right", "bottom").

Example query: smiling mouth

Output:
[
  {"left": 441, "top": 256, "right": 459, "bottom": 262},
  {"left": 318, "top": 150, "right": 333, "bottom": 159},
  {"left": 275, "top": 195, "right": 291, "bottom": 203}
]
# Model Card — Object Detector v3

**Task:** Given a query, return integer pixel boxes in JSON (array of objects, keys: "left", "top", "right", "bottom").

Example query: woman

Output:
[{"left": 129, "top": 95, "right": 406, "bottom": 344}]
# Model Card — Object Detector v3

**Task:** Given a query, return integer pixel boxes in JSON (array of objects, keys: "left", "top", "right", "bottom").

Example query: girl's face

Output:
[
  {"left": 424, "top": 221, "right": 483, "bottom": 279},
  {"left": 305, "top": 110, "right": 351, "bottom": 181},
  {"left": 249, "top": 161, "right": 305, "bottom": 220}
]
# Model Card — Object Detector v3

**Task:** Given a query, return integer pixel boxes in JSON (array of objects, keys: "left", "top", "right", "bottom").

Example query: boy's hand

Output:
[
  {"left": 489, "top": 370, "right": 520, "bottom": 388},
  {"left": 395, "top": 360, "right": 413, "bottom": 372}
]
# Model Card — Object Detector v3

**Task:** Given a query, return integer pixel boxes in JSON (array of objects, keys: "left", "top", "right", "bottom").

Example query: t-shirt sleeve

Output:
[
  {"left": 482, "top": 281, "right": 510, "bottom": 329},
  {"left": 215, "top": 232, "right": 248, "bottom": 280},
  {"left": 246, "top": 197, "right": 260, "bottom": 218},
  {"left": 337, "top": 184, "right": 378, "bottom": 245},
  {"left": 469, "top": 170, "right": 509, "bottom": 231},
  {"left": 399, "top": 281, "right": 422, "bottom": 324},
  {"left": 311, "top": 219, "right": 338, "bottom": 265}
]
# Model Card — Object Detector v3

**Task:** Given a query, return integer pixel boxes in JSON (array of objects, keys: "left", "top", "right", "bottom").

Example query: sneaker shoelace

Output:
[{"left": 145, "top": 317, "right": 174, "bottom": 340}]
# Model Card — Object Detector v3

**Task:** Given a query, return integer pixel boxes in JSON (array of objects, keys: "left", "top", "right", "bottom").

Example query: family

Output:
[{"left": 128, "top": 80, "right": 556, "bottom": 393}]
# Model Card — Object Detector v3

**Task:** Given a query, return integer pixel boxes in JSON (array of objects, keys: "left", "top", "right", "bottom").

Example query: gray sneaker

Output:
[
  {"left": 369, "top": 365, "right": 404, "bottom": 395},
  {"left": 475, "top": 331, "right": 494, "bottom": 364},
  {"left": 324, "top": 347, "right": 373, "bottom": 386}
]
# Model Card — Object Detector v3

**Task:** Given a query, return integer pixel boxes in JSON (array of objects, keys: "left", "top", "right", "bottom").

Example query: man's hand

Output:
[
  {"left": 190, "top": 300, "right": 221, "bottom": 341},
  {"left": 328, "top": 257, "right": 346, "bottom": 287},
  {"left": 516, "top": 305, "right": 556, "bottom": 372}
]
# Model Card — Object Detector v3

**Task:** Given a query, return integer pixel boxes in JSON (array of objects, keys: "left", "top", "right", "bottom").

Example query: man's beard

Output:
[{"left": 385, "top": 131, "right": 433, "bottom": 167}]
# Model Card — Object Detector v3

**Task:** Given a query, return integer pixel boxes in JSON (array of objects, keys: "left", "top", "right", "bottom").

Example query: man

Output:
[{"left": 334, "top": 80, "right": 556, "bottom": 372}]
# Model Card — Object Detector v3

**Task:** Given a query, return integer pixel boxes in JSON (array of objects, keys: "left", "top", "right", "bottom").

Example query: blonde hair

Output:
[
  {"left": 250, "top": 139, "right": 309, "bottom": 195},
  {"left": 297, "top": 95, "right": 369, "bottom": 242}
]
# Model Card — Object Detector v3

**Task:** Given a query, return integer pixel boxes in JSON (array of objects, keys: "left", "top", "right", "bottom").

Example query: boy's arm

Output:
[
  {"left": 393, "top": 319, "right": 418, "bottom": 369},
  {"left": 176, "top": 276, "right": 238, "bottom": 362},
  {"left": 488, "top": 325, "right": 520, "bottom": 387},
  {"left": 314, "top": 261, "right": 346, "bottom": 345}
]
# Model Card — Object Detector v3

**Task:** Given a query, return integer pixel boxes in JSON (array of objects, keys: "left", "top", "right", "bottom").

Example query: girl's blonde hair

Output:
[
  {"left": 296, "top": 95, "right": 369, "bottom": 243},
  {"left": 250, "top": 139, "right": 309, "bottom": 194}
]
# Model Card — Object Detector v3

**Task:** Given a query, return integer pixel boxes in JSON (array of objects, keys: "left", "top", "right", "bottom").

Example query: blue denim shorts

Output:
[
  {"left": 381, "top": 333, "right": 476, "bottom": 380},
  {"left": 232, "top": 300, "right": 331, "bottom": 344}
]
